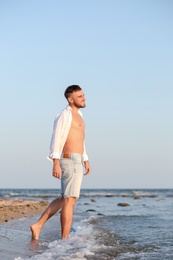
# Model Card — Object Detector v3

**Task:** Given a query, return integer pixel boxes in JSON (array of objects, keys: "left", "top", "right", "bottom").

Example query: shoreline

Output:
[{"left": 0, "top": 198, "right": 49, "bottom": 223}]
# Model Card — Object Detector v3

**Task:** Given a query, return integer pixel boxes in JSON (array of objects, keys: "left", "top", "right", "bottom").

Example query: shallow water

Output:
[{"left": 0, "top": 189, "right": 173, "bottom": 259}]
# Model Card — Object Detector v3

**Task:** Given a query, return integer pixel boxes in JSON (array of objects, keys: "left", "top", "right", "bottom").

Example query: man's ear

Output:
[{"left": 68, "top": 96, "right": 73, "bottom": 104}]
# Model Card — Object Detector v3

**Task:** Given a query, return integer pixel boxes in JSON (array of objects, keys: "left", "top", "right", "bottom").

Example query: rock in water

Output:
[{"left": 117, "top": 203, "right": 130, "bottom": 207}]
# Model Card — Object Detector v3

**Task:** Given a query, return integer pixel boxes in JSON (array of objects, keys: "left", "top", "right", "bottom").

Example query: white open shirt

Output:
[{"left": 48, "top": 105, "right": 88, "bottom": 161}]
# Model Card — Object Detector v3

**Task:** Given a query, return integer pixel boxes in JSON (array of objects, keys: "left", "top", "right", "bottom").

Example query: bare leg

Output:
[
  {"left": 60, "top": 197, "right": 76, "bottom": 239},
  {"left": 30, "top": 196, "right": 64, "bottom": 240}
]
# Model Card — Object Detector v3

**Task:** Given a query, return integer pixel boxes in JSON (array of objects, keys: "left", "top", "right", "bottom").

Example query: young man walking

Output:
[{"left": 30, "top": 85, "right": 91, "bottom": 240}]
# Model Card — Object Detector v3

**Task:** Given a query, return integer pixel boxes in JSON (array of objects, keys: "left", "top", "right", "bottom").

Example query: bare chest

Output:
[{"left": 71, "top": 113, "right": 85, "bottom": 131}]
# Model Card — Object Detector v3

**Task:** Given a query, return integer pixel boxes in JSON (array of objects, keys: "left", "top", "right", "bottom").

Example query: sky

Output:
[{"left": 0, "top": 0, "right": 173, "bottom": 189}]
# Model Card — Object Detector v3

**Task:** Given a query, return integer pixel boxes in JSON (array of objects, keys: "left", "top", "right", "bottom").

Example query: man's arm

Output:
[
  {"left": 84, "top": 160, "right": 91, "bottom": 175},
  {"left": 52, "top": 159, "right": 62, "bottom": 179}
]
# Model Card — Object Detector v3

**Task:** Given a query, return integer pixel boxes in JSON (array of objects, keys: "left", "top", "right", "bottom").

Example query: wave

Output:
[
  {"left": 1, "top": 189, "right": 173, "bottom": 200},
  {"left": 14, "top": 215, "right": 129, "bottom": 260},
  {"left": 14, "top": 215, "right": 160, "bottom": 260}
]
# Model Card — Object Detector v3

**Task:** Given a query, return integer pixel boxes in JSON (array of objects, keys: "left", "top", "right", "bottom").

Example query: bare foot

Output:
[
  {"left": 30, "top": 239, "right": 39, "bottom": 250},
  {"left": 61, "top": 234, "right": 70, "bottom": 239},
  {"left": 30, "top": 223, "right": 42, "bottom": 240}
]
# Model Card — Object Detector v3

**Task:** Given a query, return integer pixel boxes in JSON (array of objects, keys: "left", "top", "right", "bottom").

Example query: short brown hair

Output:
[{"left": 64, "top": 85, "right": 82, "bottom": 99}]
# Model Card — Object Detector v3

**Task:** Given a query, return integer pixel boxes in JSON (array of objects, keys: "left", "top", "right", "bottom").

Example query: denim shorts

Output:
[{"left": 60, "top": 153, "right": 84, "bottom": 199}]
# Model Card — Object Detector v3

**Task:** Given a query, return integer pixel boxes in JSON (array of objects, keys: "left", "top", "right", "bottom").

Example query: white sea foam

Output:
[
  {"left": 15, "top": 218, "right": 98, "bottom": 260},
  {"left": 14, "top": 215, "right": 118, "bottom": 260}
]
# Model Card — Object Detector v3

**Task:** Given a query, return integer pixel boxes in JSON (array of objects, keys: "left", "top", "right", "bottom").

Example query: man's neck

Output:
[{"left": 69, "top": 104, "right": 79, "bottom": 113}]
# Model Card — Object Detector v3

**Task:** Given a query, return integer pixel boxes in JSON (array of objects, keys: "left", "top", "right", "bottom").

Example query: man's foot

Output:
[
  {"left": 30, "top": 239, "right": 39, "bottom": 250},
  {"left": 61, "top": 234, "right": 70, "bottom": 239},
  {"left": 30, "top": 223, "right": 42, "bottom": 240}
]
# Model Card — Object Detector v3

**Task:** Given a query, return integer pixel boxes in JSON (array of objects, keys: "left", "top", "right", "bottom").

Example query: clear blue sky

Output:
[{"left": 0, "top": 0, "right": 173, "bottom": 189}]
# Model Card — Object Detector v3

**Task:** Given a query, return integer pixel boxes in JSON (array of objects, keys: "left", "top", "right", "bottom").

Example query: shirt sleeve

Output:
[
  {"left": 48, "top": 109, "right": 72, "bottom": 160},
  {"left": 82, "top": 141, "right": 89, "bottom": 161}
]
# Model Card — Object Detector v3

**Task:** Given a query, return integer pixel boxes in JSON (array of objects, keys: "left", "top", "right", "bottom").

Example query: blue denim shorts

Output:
[{"left": 60, "top": 153, "right": 84, "bottom": 199}]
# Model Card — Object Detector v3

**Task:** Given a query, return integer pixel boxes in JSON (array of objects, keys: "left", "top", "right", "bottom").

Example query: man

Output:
[{"left": 30, "top": 85, "right": 91, "bottom": 240}]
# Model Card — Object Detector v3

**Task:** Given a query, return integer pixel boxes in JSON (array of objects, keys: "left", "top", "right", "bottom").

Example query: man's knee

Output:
[{"left": 63, "top": 197, "right": 76, "bottom": 206}]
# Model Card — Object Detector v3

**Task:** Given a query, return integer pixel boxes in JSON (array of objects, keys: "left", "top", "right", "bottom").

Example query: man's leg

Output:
[
  {"left": 30, "top": 196, "right": 64, "bottom": 240},
  {"left": 60, "top": 197, "right": 76, "bottom": 239}
]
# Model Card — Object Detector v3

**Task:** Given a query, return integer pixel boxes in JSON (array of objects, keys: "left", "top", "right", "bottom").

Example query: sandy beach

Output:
[{"left": 0, "top": 198, "right": 49, "bottom": 223}]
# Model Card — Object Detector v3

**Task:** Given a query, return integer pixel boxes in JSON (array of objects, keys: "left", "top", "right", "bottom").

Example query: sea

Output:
[{"left": 0, "top": 188, "right": 173, "bottom": 260}]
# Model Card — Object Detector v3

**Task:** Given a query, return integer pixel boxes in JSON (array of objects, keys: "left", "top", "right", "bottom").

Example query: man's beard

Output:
[{"left": 73, "top": 101, "right": 86, "bottom": 108}]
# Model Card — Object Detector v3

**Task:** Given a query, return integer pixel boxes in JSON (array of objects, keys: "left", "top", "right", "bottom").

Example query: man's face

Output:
[{"left": 69, "top": 90, "right": 86, "bottom": 108}]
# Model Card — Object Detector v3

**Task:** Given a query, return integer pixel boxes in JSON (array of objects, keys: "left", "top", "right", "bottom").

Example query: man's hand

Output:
[
  {"left": 52, "top": 159, "right": 62, "bottom": 179},
  {"left": 84, "top": 160, "right": 91, "bottom": 175}
]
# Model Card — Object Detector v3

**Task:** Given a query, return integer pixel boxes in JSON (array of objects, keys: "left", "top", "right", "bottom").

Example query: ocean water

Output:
[{"left": 0, "top": 189, "right": 173, "bottom": 260}]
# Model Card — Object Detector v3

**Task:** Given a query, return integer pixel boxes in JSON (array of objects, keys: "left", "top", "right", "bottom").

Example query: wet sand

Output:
[
  {"left": 0, "top": 198, "right": 49, "bottom": 223},
  {"left": 0, "top": 199, "right": 61, "bottom": 260}
]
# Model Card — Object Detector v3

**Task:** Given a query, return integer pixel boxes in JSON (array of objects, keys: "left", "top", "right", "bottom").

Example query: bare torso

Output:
[{"left": 63, "top": 110, "right": 85, "bottom": 155}]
